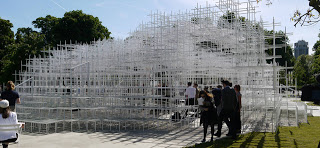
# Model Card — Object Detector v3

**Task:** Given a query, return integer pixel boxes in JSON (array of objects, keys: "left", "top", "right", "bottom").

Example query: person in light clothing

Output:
[
  {"left": 185, "top": 82, "right": 196, "bottom": 105},
  {"left": 0, "top": 100, "right": 23, "bottom": 148},
  {"left": 198, "top": 91, "right": 205, "bottom": 125}
]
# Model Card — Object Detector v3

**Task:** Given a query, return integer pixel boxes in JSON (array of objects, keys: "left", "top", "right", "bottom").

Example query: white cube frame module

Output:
[{"left": 14, "top": 0, "right": 305, "bottom": 133}]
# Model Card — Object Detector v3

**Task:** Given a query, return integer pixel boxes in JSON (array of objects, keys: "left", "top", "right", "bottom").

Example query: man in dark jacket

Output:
[
  {"left": 212, "top": 85, "right": 222, "bottom": 107},
  {"left": 215, "top": 80, "right": 237, "bottom": 139}
]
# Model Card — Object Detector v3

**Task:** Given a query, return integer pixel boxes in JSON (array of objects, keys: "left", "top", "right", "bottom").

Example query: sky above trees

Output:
[{"left": 0, "top": 0, "right": 317, "bottom": 54}]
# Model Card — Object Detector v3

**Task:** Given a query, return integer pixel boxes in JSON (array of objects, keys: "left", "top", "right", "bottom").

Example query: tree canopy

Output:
[
  {"left": 294, "top": 55, "right": 316, "bottom": 88},
  {"left": 33, "top": 10, "right": 111, "bottom": 46},
  {"left": 0, "top": 10, "right": 112, "bottom": 83},
  {"left": 265, "top": 30, "right": 295, "bottom": 68},
  {"left": 32, "top": 15, "right": 59, "bottom": 46},
  {"left": 0, "top": 18, "right": 14, "bottom": 60},
  {"left": 312, "top": 33, "right": 320, "bottom": 57},
  {"left": 0, "top": 27, "right": 45, "bottom": 82}
]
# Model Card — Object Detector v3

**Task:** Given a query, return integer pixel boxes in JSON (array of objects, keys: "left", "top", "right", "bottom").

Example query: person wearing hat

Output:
[
  {"left": 0, "top": 81, "right": 21, "bottom": 112},
  {"left": 0, "top": 100, "right": 22, "bottom": 148}
]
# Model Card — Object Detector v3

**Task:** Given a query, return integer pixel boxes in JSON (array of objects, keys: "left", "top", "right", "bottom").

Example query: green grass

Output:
[
  {"left": 188, "top": 117, "right": 320, "bottom": 148},
  {"left": 292, "top": 100, "right": 320, "bottom": 106},
  {"left": 292, "top": 100, "right": 302, "bottom": 102},
  {"left": 306, "top": 102, "right": 320, "bottom": 106}
]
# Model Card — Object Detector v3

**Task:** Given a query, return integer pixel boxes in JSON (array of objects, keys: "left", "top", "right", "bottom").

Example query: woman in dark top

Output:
[
  {"left": 0, "top": 81, "right": 20, "bottom": 112},
  {"left": 234, "top": 85, "right": 242, "bottom": 134},
  {"left": 200, "top": 90, "right": 217, "bottom": 143}
]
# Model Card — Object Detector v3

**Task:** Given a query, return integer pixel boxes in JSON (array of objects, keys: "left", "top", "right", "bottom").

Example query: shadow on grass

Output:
[
  {"left": 192, "top": 132, "right": 283, "bottom": 148},
  {"left": 191, "top": 132, "right": 268, "bottom": 148},
  {"left": 192, "top": 136, "right": 236, "bottom": 148}
]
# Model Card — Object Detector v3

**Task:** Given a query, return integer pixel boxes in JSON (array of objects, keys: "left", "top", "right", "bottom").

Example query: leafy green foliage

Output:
[
  {"left": 0, "top": 27, "right": 45, "bottom": 82},
  {"left": 0, "top": 10, "right": 111, "bottom": 83},
  {"left": 265, "top": 30, "right": 295, "bottom": 68},
  {"left": 311, "top": 55, "right": 320, "bottom": 77},
  {"left": 0, "top": 17, "right": 14, "bottom": 60},
  {"left": 53, "top": 10, "right": 110, "bottom": 45},
  {"left": 313, "top": 35, "right": 320, "bottom": 57},
  {"left": 33, "top": 10, "right": 111, "bottom": 46},
  {"left": 264, "top": 30, "right": 295, "bottom": 86},
  {"left": 222, "top": 11, "right": 246, "bottom": 23},
  {"left": 293, "top": 55, "right": 315, "bottom": 88},
  {"left": 32, "top": 15, "right": 59, "bottom": 46}
]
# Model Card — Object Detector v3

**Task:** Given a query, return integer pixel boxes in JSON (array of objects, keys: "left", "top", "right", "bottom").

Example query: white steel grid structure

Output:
[{"left": 14, "top": 0, "right": 306, "bottom": 133}]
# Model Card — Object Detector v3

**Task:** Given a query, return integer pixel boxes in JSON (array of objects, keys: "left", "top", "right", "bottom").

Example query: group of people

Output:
[
  {"left": 0, "top": 79, "right": 242, "bottom": 146},
  {"left": 185, "top": 80, "right": 242, "bottom": 142},
  {"left": 0, "top": 81, "right": 22, "bottom": 148}
]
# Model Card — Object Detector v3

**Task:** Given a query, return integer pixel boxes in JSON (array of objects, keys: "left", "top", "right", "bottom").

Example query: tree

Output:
[
  {"left": 257, "top": 0, "right": 320, "bottom": 26},
  {"left": 222, "top": 11, "right": 246, "bottom": 23},
  {"left": 312, "top": 33, "right": 320, "bottom": 57},
  {"left": 0, "top": 18, "right": 14, "bottom": 60},
  {"left": 32, "top": 15, "right": 59, "bottom": 46},
  {"left": 0, "top": 27, "right": 45, "bottom": 82},
  {"left": 311, "top": 55, "right": 320, "bottom": 76},
  {"left": 0, "top": 11, "right": 112, "bottom": 83},
  {"left": 52, "top": 10, "right": 111, "bottom": 45},
  {"left": 33, "top": 10, "right": 111, "bottom": 46},
  {"left": 294, "top": 55, "right": 315, "bottom": 88},
  {"left": 265, "top": 30, "right": 295, "bottom": 67}
]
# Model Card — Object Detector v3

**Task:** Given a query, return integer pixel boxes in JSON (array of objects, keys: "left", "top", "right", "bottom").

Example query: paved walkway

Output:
[
  {"left": 10, "top": 101, "right": 320, "bottom": 148},
  {"left": 10, "top": 124, "right": 229, "bottom": 148}
]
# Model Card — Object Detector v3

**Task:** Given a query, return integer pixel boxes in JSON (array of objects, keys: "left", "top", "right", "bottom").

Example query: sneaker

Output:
[{"left": 201, "top": 139, "right": 206, "bottom": 143}]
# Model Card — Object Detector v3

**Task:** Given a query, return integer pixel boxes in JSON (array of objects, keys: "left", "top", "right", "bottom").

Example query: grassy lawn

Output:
[
  {"left": 188, "top": 117, "right": 320, "bottom": 148},
  {"left": 306, "top": 102, "right": 320, "bottom": 106}
]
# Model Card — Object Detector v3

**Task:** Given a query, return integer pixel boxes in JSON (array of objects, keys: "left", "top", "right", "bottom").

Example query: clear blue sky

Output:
[{"left": 0, "top": 0, "right": 318, "bottom": 54}]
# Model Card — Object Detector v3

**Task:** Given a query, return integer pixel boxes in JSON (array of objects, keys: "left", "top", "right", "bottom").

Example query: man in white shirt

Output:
[{"left": 185, "top": 82, "right": 196, "bottom": 105}]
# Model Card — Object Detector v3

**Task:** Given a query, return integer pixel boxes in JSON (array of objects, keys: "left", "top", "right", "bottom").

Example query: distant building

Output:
[{"left": 294, "top": 40, "right": 309, "bottom": 58}]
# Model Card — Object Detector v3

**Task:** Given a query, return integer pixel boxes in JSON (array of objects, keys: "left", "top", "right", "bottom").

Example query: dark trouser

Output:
[
  {"left": 1, "top": 134, "right": 18, "bottom": 148},
  {"left": 235, "top": 111, "right": 241, "bottom": 131},
  {"left": 185, "top": 98, "right": 195, "bottom": 105},
  {"left": 185, "top": 98, "right": 195, "bottom": 117},
  {"left": 217, "top": 109, "right": 236, "bottom": 137},
  {"left": 203, "top": 121, "right": 215, "bottom": 140}
]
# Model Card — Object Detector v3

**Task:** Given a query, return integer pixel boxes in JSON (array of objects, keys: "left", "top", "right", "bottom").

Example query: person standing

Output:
[
  {"left": 194, "top": 83, "right": 200, "bottom": 104},
  {"left": 200, "top": 91, "right": 216, "bottom": 143},
  {"left": 215, "top": 80, "right": 237, "bottom": 139},
  {"left": 185, "top": 82, "right": 196, "bottom": 105},
  {"left": 212, "top": 85, "right": 222, "bottom": 113},
  {"left": 234, "top": 85, "right": 242, "bottom": 134},
  {"left": 212, "top": 85, "right": 222, "bottom": 137},
  {"left": 0, "top": 81, "right": 21, "bottom": 112}
]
